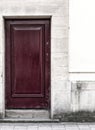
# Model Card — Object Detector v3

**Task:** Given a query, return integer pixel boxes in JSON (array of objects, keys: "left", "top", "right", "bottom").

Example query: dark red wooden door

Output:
[{"left": 5, "top": 19, "right": 50, "bottom": 109}]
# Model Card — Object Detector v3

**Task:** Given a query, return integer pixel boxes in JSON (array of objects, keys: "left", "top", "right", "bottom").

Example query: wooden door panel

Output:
[
  {"left": 5, "top": 19, "right": 50, "bottom": 109},
  {"left": 11, "top": 25, "right": 44, "bottom": 97}
]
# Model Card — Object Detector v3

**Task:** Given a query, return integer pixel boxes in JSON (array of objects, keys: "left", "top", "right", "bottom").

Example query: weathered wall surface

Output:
[
  {"left": 69, "top": 0, "right": 95, "bottom": 115},
  {"left": 0, "top": 0, "right": 95, "bottom": 120},
  {"left": 0, "top": 0, "right": 69, "bottom": 118},
  {"left": 71, "top": 81, "right": 95, "bottom": 112}
]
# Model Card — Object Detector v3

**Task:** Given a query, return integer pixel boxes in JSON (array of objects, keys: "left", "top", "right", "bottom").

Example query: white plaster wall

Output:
[
  {"left": 69, "top": 0, "right": 95, "bottom": 73},
  {"left": 0, "top": 0, "right": 69, "bottom": 118},
  {"left": 69, "top": 0, "right": 95, "bottom": 113}
]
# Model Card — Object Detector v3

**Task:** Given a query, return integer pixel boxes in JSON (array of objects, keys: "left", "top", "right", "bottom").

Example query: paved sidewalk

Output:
[{"left": 0, "top": 123, "right": 95, "bottom": 130}]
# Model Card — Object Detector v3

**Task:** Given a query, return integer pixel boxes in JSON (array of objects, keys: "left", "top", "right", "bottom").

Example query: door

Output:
[{"left": 5, "top": 19, "right": 50, "bottom": 109}]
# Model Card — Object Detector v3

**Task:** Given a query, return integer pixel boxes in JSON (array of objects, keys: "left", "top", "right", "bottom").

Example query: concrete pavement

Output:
[{"left": 0, "top": 123, "right": 95, "bottom": 130}]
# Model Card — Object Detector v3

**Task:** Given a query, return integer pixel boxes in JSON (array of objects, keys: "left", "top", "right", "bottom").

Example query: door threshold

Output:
[
  {"left": 4, "top": 109, "right": 60, "bottom": 123},
  {"left": 5, "top": 109, "right": 51, "bottom": 119}
]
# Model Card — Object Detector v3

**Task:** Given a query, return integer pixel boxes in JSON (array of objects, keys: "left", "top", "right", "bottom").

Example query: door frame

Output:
[{"left": 4, "top": 17, "right": 51, "bottom": 118}]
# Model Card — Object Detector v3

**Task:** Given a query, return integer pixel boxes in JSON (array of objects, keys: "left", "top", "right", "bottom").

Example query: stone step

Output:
[{"left": 0, "top": 118, "right": 59, "bottom": 123}]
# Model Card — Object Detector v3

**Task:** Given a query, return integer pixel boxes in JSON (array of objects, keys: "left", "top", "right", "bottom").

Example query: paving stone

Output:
[
  {"left": 52, "top": 124, "right": 65, "bottom": 130},
  {"left": 1, "top": 126, "right": 14, "bottom": 130},
  {"left": 27, "top": 126, "right": 38, "bottom": 130},
  {"left": 78, "top": 125, "right": 90, "bottom": 130},
  {"left": 65, "top": 125, "right": 79, "bottom": 130},
  {"left": 91, "top": 128, "right": 95, "bottom": 130},
  {"left": 14, "top": 126, "right": 27, "bottom": 130},
  {"left": 89, "top": 124, "right": 95, "bottom": 128},
  {"left": 38, "top": 126, "right": 52, "bottom": 130},
  {"left": 65, "top": 127, "right": 79, "bottom": 130},
  {"left": 89, "top": 124, "right": 95, "bottom": 130}
]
